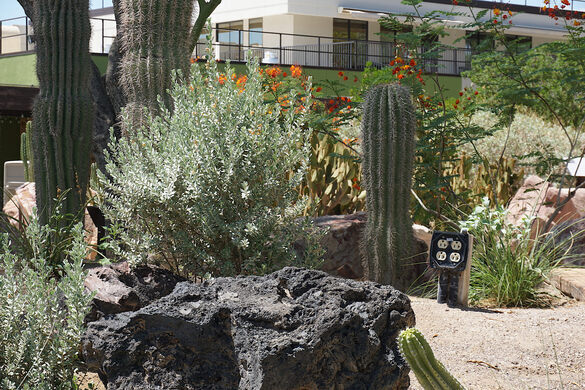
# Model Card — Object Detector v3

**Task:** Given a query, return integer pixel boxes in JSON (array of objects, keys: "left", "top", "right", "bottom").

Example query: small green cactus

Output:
[
  {"left": 399, "top": 328, "right": 465, "bottom": 390},
  {"left": 20, "top": 122, "right": 34, "bottom": 182}
]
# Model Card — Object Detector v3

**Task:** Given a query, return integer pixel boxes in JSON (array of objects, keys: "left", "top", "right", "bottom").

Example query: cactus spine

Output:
[
  {"left": 20, "top": 122, "right": 34, "bottom": 182},
  {"left": 361, "top": 83, "right": 416, "bottom": 290},
  {"left": 399, "top": 328, "right": 465, "bottom": 390},
  {"left": 119, "top": 0, "right": 195, "bottom": 132},
  {"left": 31, "top": 0, "right": 94, "bottom": 226}
]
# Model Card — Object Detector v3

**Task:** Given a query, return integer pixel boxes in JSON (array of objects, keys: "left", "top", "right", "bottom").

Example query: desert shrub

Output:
[
  {"left": 0, "top": 212, "right": 92, "bottom": 389},
  {"left": 461, "top": 110, "right": 574, "bottom": 176},
  {"left": 101, "top": 56, "right": 324, "bottom": 277},
  {"left": 460, "top": 198, "right": 569, "bottom": 307}
]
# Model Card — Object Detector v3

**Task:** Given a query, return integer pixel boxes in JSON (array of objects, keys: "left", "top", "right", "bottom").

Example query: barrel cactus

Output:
[
  {"left": 360, "top": 83, "right": 416, "bottom": 290},
  {"left": 31, "top": 0, "right": 94, "bottom": 226},
  {"left": 399, "top": 328, "right": 465, "bottom": 390}
]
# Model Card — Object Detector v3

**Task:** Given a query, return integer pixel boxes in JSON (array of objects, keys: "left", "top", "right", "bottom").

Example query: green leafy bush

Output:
[
  {"left": 101, "top": 56, "right": 324, "bottom": 277},
  {"left": 0, "top": 213, "right": 92, "bottom": 389},
  {"left": 460, "top": 198, "right": 568, "bottom": 307}
]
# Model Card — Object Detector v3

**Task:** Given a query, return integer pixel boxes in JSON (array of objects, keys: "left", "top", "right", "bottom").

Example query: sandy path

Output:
[{"left": 408, "top": 297, "right": 585, "bottom": 390}]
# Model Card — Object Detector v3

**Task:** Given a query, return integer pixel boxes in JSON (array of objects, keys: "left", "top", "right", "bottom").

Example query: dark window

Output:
[
  {"left": 465, "top": 31, "right": 495, "bottom": 52},
  {"left": 333, "top": 18, "right": 368, "bottom": 42},
  {"left": 380, "top": 24, "right": 412, "bottom": 43},
  {"left": 503, "top": 35, "right": 532, "bottom": 53}
]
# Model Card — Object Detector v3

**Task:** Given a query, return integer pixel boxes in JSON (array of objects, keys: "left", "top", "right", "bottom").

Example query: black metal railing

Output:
[
  {"left": 196, "top": 28, "right": 476, "bottom": 75},
  {"left": 0, "top": 16, "right": 564, "bottom": 76}
]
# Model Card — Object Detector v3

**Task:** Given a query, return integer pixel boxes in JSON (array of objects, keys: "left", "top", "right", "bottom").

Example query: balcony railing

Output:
[{"left": 2, "top": 17, "right": 476, "bottom": 75}]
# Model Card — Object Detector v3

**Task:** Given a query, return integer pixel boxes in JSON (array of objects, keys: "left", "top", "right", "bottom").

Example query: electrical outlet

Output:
[
  {"left": 437, "top": 239, "right": 449, "bottom": 249},
  {"left": 436, "top": 251, "right": 447, "bottom": 261},
  {"left": 451, "top": 240, "right": 462, "bottom": 251},
  {"left": 450, "top": 252, "right": 461, "bottom": 262}
]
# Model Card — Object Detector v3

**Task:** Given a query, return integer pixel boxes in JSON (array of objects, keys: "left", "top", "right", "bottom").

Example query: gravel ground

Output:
[{"left": 408, "top": 296, "right": 585, "bottom": 390}]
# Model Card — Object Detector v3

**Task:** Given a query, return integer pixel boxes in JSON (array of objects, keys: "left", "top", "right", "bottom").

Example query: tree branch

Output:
[{"left": 189, "top": 0, "right": 222, "bottom": 54}]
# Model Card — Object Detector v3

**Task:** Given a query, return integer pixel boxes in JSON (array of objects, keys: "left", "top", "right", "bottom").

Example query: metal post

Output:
[
  {"left": 238, "top": 28, "right": 241, "bottom": 61},
  {"left": 0, "top": 20, "right": 3, "bottom": 55},
  {"left": 279, "top": 33, "right": 282, "bottom": 66},
  {"left": 102, "top": 19, "right": 105, "bottom": 53},
  {"left": 318, "top": 37, "right": 320, "bottom": 67},
  {"left": 25, "top": 17, "right": 29, "bottom": 51}
]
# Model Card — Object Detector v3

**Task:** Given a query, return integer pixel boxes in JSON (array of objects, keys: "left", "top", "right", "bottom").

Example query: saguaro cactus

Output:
[
  {"left": 31, "top": 0, "right": 94, "bottom": 225},
  {"left": 399, "top": 328, "right": 465, "bottom": 390},
  {"left": 361, "top": 83, "right": 416, "bottom": 290},
  {"left": 20, "top": 122, "right": 34, "bottom": 182},
  {"left": 119, "top": 0, "right": 195, "bottom": 131}
]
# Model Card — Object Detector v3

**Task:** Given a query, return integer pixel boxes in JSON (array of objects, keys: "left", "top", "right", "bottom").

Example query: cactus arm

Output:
[
  {"left": 399, "top": 328, "right": 466, "bottom": 390},
  {"left": 31, "top": 0, "right": 93, "bottom": 225},
  {"left": 119, "top": 0, "right": 195, "bottom": 132}
]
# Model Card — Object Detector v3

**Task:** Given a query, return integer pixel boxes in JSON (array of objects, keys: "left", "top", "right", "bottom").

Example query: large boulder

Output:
[
  {"left": 310, "top": 212, "right": 431, "bottom": 280},
  {"left": 84, "top": 261, "right": 186, "bottom": 322},
  {"left": 507, "top": 175, "right": 585, "bottom": 235},
  {"left": 82, "top": 267, "right": 414, "bottom": 390}
]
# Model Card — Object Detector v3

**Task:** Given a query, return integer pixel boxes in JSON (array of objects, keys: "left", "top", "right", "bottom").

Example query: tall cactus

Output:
[
  {"left": 119, "top": 0, "right": 195, "bottom": 132},
  {"left": 399, "top": 328, "right": 465, "bottom": 390},
  {"left": 361, "top": 83, "right": 416, "bottom": 290},
  {"left": 31, "top": 0, "right": 94, "bottom": 226},
  {"left": 20, "top": 121, "right": 34, "bottom": 182}
]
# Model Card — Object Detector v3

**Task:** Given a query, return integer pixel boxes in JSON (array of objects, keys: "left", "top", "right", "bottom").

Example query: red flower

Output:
[
  {"left": 338, "top": 71, "right": 344, "bottom": 77},
  {"left": 282, "top": 72, "right": 288, "bottom": 77},
  {"left": 343, "top": 76, "right": 348, "bottom": 81},
  {"left": 316, "top": 87, "right": 322, "bottom": 92}
]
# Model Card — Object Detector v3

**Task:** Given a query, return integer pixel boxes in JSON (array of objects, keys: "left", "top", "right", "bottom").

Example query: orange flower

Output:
[
  {"left": 290, "top": 65, "right": 302, "bottom": 77},
  {"left": 494, "top": 8, "right": 501, "bottom": 16},
  {"left": 218, "top": 73, "right": 227, "bottom": 85},
  {"left": 282, "top": 72, "right": 288, "bottom": 77},
  {"left": 190, "top": 57, "right": 195, "bottom": 64},
  {"left": 343, "top": 76, "right": 348, "bottom": 81},
  {"left": 561, "top": 0, "right": 570, "bottom": 5}
]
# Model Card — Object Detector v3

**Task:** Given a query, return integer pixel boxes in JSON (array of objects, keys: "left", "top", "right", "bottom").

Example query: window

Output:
[
  {"left": 217, "top": 20, "right": 244, "bottom": 45},
  {"left": 216, "top": 20, "right": 244, "bottom": 61},
  {"left": 333, "top": 19, "right": 368, "bottom": 42},
  {"left": 503, "top": 35, "right": 532, "bottom": 53},
  {"left": 249, "top": 18, "right": 263, "bottom": 47},
  {"left": 465, "top": 31, "right": 495, "bottom": 53},
  {"left": 332, "top": 19, "right": 368, "bottom": 69},
  {"left": 380, "top": 24, "right": 412, "bottom": 43}
]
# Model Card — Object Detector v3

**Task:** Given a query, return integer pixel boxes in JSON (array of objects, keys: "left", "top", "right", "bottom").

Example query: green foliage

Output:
[
  {"left": 20, "top": 121, "right": 34, "bottom": 182},
  {"left": 468, "top": 41, "right": 585, "bottom": 130},
  {"left": 460, "top": 198, "right": 568, "bottom": 307},
  {"left": 0, "top": 212, "right": 92, "bottom": 389},
  {"left": 101, "top": 55, "right": 324, "bottom": 278},
  {"left": 361, "top": 83, "right": 416, "bottom": 290},
  {"left": 31, "top": 0, "right": 94, "bottom": 227},
  {"left": 398, "top": 328, "right": 465, "bottom": 390}
]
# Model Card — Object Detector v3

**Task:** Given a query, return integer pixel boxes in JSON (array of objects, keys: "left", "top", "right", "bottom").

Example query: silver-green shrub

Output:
[
  {"left": 0, "top": 216, "right": 92, "bottom": 389},
  {"left": 100, "top": 56, "right": 323, "bottom": 277}
]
